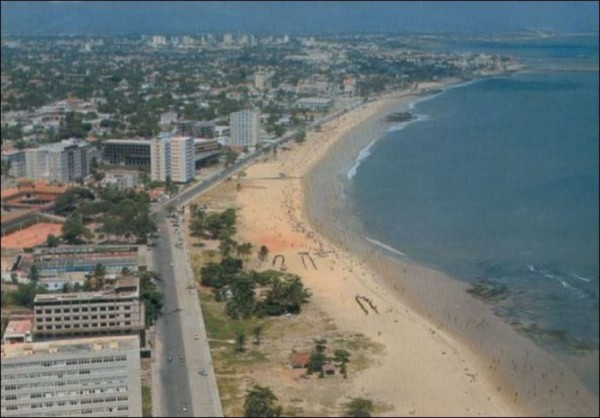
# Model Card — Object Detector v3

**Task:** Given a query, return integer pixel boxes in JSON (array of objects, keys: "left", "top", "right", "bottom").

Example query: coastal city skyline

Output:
[{"left": 1, "top": 2, "right": 598, "bottom": 418}]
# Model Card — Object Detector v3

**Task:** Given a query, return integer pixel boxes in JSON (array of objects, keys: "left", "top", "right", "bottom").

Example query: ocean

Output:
[{"left": 347, "top": 35, "right": 599, "bottom": 395}]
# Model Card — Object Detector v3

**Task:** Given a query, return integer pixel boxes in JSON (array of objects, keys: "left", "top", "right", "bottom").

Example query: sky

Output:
[{"left": 1, "top": 1, "right": 598, "bottom": 35}]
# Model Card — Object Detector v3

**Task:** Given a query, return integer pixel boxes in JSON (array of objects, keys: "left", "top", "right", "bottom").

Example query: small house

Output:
[{"left": 289, "top": 352, "right": 311, "bottom": 369}]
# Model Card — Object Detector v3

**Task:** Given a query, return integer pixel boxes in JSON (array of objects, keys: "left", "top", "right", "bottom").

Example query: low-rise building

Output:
[
  {"left": 296, "top": 97, "right": 334, "bottom": 112},
  {"left": 2, "top": 319, "right": 33, "bottom": 344},
  {"left": 0, "top": 335, "right": 142, "bottom": 417},
  {"left": 32, "top": 277, "right": 144, "bottom": 341}
]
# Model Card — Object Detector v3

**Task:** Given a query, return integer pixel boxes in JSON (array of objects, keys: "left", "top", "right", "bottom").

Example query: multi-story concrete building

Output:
[
  {"left": 1, "top": 150, "right": 26, "bottom": 178},
  {"left": 229, "top": 109, "right": 260, "bottom": 149},
  {"left": 150, "top": 133, "right": 171, "bottom": 182},
  {"left": 102, "top": 139, "right": 151, "bottom": 169},
  {"left": 24, "top": 139, "right": 95, "bottom": 183},
  {"left": 169, "top": 136, "right": 195, "bottom": 183},
  {"left": 0, "top": 335, "right": 142, "bottom": 417},
  {"left": 174, "top": 120, "right": 216, "bottom": 138},
  {"left": 32, "top": 277, "right": 144, "bottom": 341},
  {"left": 296, "top": 97, "right": 334, "bottom": 112}
]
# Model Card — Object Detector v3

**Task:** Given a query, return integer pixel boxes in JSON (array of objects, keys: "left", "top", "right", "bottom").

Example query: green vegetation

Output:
[
  {"left": 224, "top": 147, "right": 239, "bottom": 168},
  {"left": 7, "top": 282, "right": 48, "bottom": 308},
  {"left": 46, "top": 234, "right": 60, "bottom": 247},
  {"left": 343, "top": 398, "right": 374, "bottom": 417},
  {"left": 244, "top": 385, "right": 282, "bottom": 417},
  {"left": 138, "top": 271, "right": 164, "bottom": 327},
  {"left": 190, "top": 208, "right": 237, "bottom": 240},
  {"left": 61, "top": 214, "right": 92, "bottom": 244}
]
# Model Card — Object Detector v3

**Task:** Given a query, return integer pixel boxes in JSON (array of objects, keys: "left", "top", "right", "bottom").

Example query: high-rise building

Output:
[
  {"left": 169, "top": 136, "right": 195, "bottom": 183},
  {"left": 1, "top": 150, "right": 26, "bottom": 178},
  {"left": 150, "top": 134, "right": 171, "bottom": 182},
  {"left": 222, "top": 33, "right": 233, "bottom": 44},
  {"left": 24, "top": 139, "right": 95, "bottom": 183},
  {"left": 229, "top": 110, "right": 260, "bottom": 149},
  {"left": 1, "top": 335, "right": 142, "bottom": 417}
]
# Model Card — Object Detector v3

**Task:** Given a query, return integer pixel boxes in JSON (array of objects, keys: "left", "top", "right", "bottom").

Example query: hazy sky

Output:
[{"left": 1, "top": 1, "right": 598, "bottom": 35}]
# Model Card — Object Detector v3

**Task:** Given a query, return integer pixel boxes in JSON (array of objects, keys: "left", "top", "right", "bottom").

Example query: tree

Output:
[
  {"left": 94, "top": 262, "right": 106, "bottom": 280},
  {"left": 224, "top": 146, "right": 238, "bottom": 168},
  {"left": 226, "top": 276, "right": 256, "bottom": 320},
  {"left": 334, "top": 349, "right": 351, "bottom": 379},
  {"left": 10, "top": 283, "right": 42, "bottom": 308},
  {"left": 234, "top": 331, "right": 246, "bottom": 354},
  {"left": 139, "top": 271, "right": 164, "bottom": 326},
  {"left": 253, "top": 324, "right": 264, "bottom": 346},
  {"left": 236, "top": 242, "right": 253, "bottom": 259},
  {"left": 243, "top": 385, "right": 281, "bottom": 418},
  {"left": 258, "top": 245, "right": 269, "bottom": 263},
  {"left": 28, "top": 265, "right": 40, "bottom": 283},
  {"left": 62, "top": 214, "right": 91, "bottom": 244},
  {"left": 46, "top": 234, "right": 60, "bottom": 247},
  {"left": 343, "top": 398, "right": 374, "bottom": 417},
  {"left": 258, "top": 275, "right": 311, "bottom": 316},
  {"left": 219, "top": 237, "right": 237, "bottom": 258}
]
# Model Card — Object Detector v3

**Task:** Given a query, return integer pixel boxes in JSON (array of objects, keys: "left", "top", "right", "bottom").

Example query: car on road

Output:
[
  {"left": 193, "top": 334, "right": 199, "bottom": 340},
  {"left": 182, "top": 403, "right": 189, "bottom": 413},
  {"left": 169, "top": 262, "right": 174, "bottom": 267},
  {"left": 180, "top": 355, "right": 185, "bottom": 362},
  {"left": 167, "top": 355, "right": 173, "bottom": 363},
  {"left": 198, "top": 369, "right": 208, "bottom": 376}
]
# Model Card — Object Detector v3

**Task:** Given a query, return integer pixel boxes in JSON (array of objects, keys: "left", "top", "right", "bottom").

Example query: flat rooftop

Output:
[
  {"left": 1, "top": 335, "right": 140, "bottom": 359},
  {"left": 5, "top": 319, "right": 32, "bottom": 335},
  {"left": 34, "top": 277, "right": 139, "bottom": 302}
]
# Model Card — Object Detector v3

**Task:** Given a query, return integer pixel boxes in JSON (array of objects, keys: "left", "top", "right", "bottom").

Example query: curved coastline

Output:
[{"left": 303, "top": 77, "right": 599, "bottom": 416}]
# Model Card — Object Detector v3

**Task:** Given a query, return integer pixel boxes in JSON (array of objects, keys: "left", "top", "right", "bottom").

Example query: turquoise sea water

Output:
[{"left": 350, "top": 36, "right": 599, "bottom": 391}]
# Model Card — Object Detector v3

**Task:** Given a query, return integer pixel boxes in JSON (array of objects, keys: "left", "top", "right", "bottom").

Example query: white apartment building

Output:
[
  {"left": 1, "top": 335, "right": 142, "bottom": 417},
  {"left": 169, "top": 136, "right": 195, "bottom": 183},
  {"left": 229, "top": 110, "right": 260, "bottom": 149},
  {"left": 24, "top": 139, "right": 95, "bottom": 183},
  {"left": 150, "top": 134, "right": 171, "bottom": 182}
]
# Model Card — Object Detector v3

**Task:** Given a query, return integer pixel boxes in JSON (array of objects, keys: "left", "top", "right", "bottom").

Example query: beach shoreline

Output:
[
  {"left": 220, "top": 74, "right": 597, "bottom": 416},
  {"left": 301, "top": 77, "right": 598, "bottom": 416},
  {"left": 230, "top": 77, "right": 525, "bottom": 416}
]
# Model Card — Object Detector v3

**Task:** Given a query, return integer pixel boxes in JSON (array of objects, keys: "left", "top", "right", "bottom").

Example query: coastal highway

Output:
[{"left": 153, "top": 213, "right": 223, "bottom": 417}]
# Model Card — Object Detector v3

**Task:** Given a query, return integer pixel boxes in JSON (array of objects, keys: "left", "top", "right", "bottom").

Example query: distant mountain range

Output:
[{"left": 1, "top": 1, "right": 598, "bottom": 36}]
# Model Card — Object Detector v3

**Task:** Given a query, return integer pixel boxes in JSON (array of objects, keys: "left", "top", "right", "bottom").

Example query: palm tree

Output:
[
  {"left": 258, "top": 245, "right": 269, "bottom": 263},
  {"left": 236, "top": 242, "right": 253, "bottom": 259}
]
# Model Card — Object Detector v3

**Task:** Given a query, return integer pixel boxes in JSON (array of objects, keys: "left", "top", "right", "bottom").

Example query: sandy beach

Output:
[
  {"left": 192, "top": 78, "right": 597, "bottom": 417},
  {"left": 226, "top": 80, "right": 525, "bottom": 416}
]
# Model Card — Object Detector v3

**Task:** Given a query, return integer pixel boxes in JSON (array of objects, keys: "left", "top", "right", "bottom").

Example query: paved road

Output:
[
  {"left": 153, "top": 218, "right": 195, "bottom": 416},
  {"left": 153, "top": 214, "right": 223, "bottom": 417}
]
